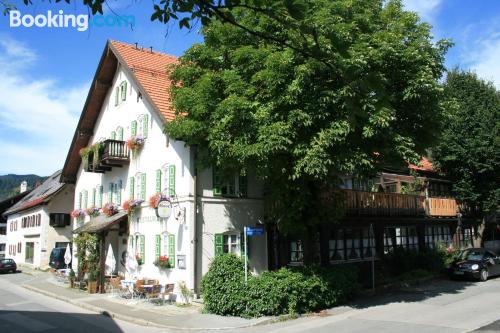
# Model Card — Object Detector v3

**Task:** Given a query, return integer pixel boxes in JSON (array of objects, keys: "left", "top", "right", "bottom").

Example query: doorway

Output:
[{"left": 25, "top": 242, "right": 34, "bottom": 263}]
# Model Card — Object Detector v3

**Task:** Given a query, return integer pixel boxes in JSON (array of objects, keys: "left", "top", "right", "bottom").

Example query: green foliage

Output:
[
  {"left": 74, "top": 233, "right": 100, "bottom": 282},
  {"left": 433, "top": 69, "right": 500, "bottom": 219},
  {"left": 165, "top": 0, "right": 450, "bottom": 232},
  {"left": 0, "top": 174, "right": 45, "bottom": 201},
  {"left": 201, "top": 254, "right": 358, "bottom": 317}
]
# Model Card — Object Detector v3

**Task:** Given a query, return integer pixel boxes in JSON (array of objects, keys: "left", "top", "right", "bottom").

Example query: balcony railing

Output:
[
  {"left": 100, "top": 139, "right": 130, "bottom": 165},
  {"left": 342, "top": 189, "right": 426, "bottom": 216},
  {"left": 84, "top": 140, "right": 129, "bottom": 174},
  {"left": 426, "top": 197, "right": 458, "bottom": 217}
]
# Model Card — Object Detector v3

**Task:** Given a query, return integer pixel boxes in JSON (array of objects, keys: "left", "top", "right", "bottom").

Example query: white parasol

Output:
[
  {"left": 126, "top": 249, "right": 138, "bottom": 276},
  {"left": 64, "top": 243, "right": 72, "bottom": 268},
  {"left": 105, "top": 243, "right": 117, "bottom": 276}
]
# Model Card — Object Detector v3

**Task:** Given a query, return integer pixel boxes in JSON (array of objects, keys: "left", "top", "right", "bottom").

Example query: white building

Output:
[
  {"left": 4, "top": 171, "right": 74, "bottom": 268},
  {"left": 60, "top": 40, "right": 267, "bottom": 294},
  {"left": 0, "top": 192, "right": 31, "bottom": 259}
]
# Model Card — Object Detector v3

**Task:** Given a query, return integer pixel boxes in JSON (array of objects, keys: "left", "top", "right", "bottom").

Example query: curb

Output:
[{"left": 22, "top": 284, "right": 275, "bottom": 330}]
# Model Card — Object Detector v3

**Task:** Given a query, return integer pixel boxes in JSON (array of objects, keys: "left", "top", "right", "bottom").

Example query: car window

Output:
[{"left": 460, "top": 249, "right": 484, "bottom": 261}]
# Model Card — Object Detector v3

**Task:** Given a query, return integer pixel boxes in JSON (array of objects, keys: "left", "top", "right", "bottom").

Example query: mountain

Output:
[{"left": 0, "top": 174, "right": 47, "bottom": 201}]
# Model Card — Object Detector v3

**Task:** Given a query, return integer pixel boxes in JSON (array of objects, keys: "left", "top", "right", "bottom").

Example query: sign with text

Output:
[
  {"left": 246, "top": 226, "right": 265, "bottom": 236},
  {"left": 156, "top": 199, "right": 172, "bottom": 219}
]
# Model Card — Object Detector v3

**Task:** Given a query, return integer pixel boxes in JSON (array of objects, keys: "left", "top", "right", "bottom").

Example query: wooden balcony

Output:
[
  {"left": 343, "top": 189, "right": 426, "bottom": 216},
  {"left": 100, "top": 140, "right": 130, "bottom": 167},
  {"left": 426, "top": 197, "right": 458, "bottom": 217}
]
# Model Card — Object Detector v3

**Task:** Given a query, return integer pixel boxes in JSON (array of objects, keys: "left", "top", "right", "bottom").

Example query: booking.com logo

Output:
[{"left": 9, "top": 10, "right": 135, "bottom": 32}]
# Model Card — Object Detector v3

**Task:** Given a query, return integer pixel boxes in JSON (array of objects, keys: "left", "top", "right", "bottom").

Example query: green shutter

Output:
[
  {"left": 121, "top": 81, "right": 127, "bottom": 101},
  {"left": 131, "top": 120, "right": 137, "bottom": 136},
  {"left": 129, "top": 177, "right": 135, "bottom": 199},
  {"left": 168, "top": 165, "right": 176, "bottom": 196},
  {"left": 140, "top": 234, "right": 145, "bottom": 262},
  {"left": 92, "top": 188, "right": 96, "bottom": 206},
  {"left": 109, "top": 183, "right": 113, "bottom": 204},
  {"left": 143, "top": 114, "right": 149, "bottom": 139},
  {"left": 239, "top": 175, "right": 247, "bottom": 197},
  {"left": 156, "top": 169, "right": 162, "bottom": 193},
  {"left": 117, "top": 127, "right": 123, "bottom": 141},
  {"left": 214, "top": 234, "right": 224, "bottom": 256},
  {"left": 99, "top": 185, "right": 103, "bottom": 207},
  {"left": 83, "top": 190, "right": 88, "bottom": 209},
  {"left": 111, "top": 131, "right": 116, "bottom": 140},
  {"left": 141, "top": 173, "right": 146, "bottom": 200},
  {"left": 155, "top": 235, "right": 161, "bottom": 260},
  {"left": 117, "top": 180, "right": 122, "bottom": 205},
  {"left": 168, "top": 234, "right": 175, "bottom": 268},
  {"left": 213, "top": 168, "right": 221, "bottom": 196},
  {"left": 78, "top": 192, "right": 82, "bottom": 209},
  {"left": 114, "top": 86, "right": 119, "bottom": 106}
]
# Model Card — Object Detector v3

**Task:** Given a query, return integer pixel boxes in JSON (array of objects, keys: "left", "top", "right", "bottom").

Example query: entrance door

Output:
[{"left": 25, "top": 242, "right": 34, "bottom": 263}]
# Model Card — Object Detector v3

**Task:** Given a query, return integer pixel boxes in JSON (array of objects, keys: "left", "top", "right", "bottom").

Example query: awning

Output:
[{"left": 73, "top": 211, "right": 127, "bottom": 234}]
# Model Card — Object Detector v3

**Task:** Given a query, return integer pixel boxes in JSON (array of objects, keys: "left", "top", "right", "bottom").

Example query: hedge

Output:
[{"left": 201, "top": 254, "right": 359, "bottom": 317}]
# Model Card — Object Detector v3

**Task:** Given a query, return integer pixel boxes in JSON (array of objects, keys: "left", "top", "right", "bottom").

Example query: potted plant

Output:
[
  {"left": 102, "top": 203, "right": 119, "bottom": 217},
  {"left": 68, "top": 269, "right": 76, "bottom": 288},
  {"left": 87, "top": 270, "right": 98, "bottom": 294},
  {"left": 79, "top": 147, "right": 91, "bottom": 170},
  {"left": 70, "top": 209, "right": 86, "bottom": 219},
  {"left": 153, "top": 255, "right": 172, "bottom": 269},
  {"left": 91, "top": 142, "right": 103, "bottom": 168},
  {"left": 122, "top": 199, "right": 144, "bottom": 216},
  {"left": 85, "top": 206, "right": 100, "bottom": 218},
  {"left": 149, "top": 192, "right": 170, "bottom": 209},
  {"left": 135, "top": 254, "right": 144, "bottom": 266},
  {"left": 126, "top": 135, "right": 145, "bottom": 157}
]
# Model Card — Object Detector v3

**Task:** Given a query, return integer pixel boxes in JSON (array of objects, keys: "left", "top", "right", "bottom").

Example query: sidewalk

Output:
[{"left": 20, "top": 269, "right": 274, "bottom": 330}]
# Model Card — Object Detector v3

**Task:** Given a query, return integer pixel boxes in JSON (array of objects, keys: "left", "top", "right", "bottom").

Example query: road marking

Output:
[{"left": 0, "top": 312, "right": 55, "bottom": 332}]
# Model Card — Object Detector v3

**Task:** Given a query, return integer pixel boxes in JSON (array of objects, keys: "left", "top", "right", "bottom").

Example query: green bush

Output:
[{"left": 201, "top": 254, "right": 359, "bottom": 317}]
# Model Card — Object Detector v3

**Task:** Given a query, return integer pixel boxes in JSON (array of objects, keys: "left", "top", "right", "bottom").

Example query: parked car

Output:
[
  {"left": 0, "top": 258, "right": 17, "bottom": 273},
  {"left": 449, "top": 248, "right": 500, "bottom": 281},
  {"left": 49, "top": 247, "right": 68, "bottom": 269}
]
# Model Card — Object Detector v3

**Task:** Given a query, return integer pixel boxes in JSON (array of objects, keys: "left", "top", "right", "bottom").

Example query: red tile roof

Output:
[
  {"left": 409, "top": 157, "right": 435, "bottom": 172},
  {"left": 109, "top": 40, "right": 178, "bottom": 122}
]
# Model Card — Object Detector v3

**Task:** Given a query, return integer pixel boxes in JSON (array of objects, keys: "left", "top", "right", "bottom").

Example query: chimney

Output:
[{"left": 20, "top": 181, "right": 28, "bottom": 193}]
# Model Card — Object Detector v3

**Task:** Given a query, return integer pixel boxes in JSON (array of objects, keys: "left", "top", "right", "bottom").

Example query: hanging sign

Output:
[
  {"left": 156, "top": 199, "right": 172, "bottom": 219},
  {"left": 246, "top": 226, "right": 265, "bottom": 236}
]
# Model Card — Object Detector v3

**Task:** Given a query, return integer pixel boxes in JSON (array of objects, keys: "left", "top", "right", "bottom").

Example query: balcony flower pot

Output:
[
  {"left": 135, "top": 255, "right": 143, "bottom": 266},
  {"left": 122, "top": 199, "right": 144, "bottom": 216},
  {"left": 85, "top": 207, "right": 100, "bottom": 218},
  {"left": 102, "top": 203, "right": 119, "bottom": 217},
  {"left": 149, "top": 192, "right": 171, "bottom": 209},
  {"left": 70, "top": 209, "right": 86, "bottom": 219},
  {"left": 154, "top": 256, "right": 172, "bottom": 269},
  {"left": 126, "top": 136, "right": 144, "bottom": 158}
]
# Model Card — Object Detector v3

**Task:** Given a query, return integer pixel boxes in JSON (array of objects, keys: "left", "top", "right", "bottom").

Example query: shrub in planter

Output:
[{"left": 154, "top": 256, "right": 172, "bottom": 269}]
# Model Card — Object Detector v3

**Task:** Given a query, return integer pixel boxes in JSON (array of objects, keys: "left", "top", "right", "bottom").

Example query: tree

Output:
[
  {"left": 433, "top": 70, "right": 500, "bottom": 246},
  {"left": 164, "top": 0, "right": 450, "bottom": 239}
]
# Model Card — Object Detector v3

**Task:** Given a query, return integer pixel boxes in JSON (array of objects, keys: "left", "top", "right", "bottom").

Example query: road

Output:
[
  {"left": 2, "top": 271, "right": 500, "bottom": 333},
  {"left": 0, "top": 272, "right": 161, "bottom": 333}
]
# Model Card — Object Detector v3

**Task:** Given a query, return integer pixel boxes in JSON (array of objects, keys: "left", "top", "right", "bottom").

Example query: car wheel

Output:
[{"left": 480, "top": 269, "right": 489, "bottom": 282}]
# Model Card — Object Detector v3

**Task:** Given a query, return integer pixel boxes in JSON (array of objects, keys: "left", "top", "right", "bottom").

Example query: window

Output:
[
  {"left": 49, "top": 214, "right": 70, "bottom": 227},
  {"left": 0, "top": 227, "right": 5, "bottom": 235},
  {"left": 130, "top": 234, "right": 145, "bottom": 263},
  {"left": 160, "top": 164, "right": 176, "bottom": 196},
  {"left": 214, "top": 233, "right": 241, "bottom": 256},
  {"left": 137, "top": 114, "right": 149, "bottom": 139},
  {"left": 213, "top": 168, "right": 247, "bottom": 197},
  {"left": 425, "top": 225, "right": 451, "bottom": 248},
  {"left": 116, "top": 126, "right": 124, "bottom": 141},
  {"left": 17, "top": 242, "right": 21, "bottom": 253},
  {"left": 290, "top": 240, "right": 304, "bottom": 263},
  {"left": 120, "top": 81, "right": 127, "bottom": 102},
  {"left": 460, "top": 226, "right": 474, "bottom": 248},
  {"left": 329, "top": 227, "right": 376, "bottom": 262},
  {"left": 352, "top": 177, "right": 374, "bottom": 192},
  {"left": 155, "top": 234, "right": 176, "bottom": 267},
  {"left": 135, "top": 173, "right": 146, "bottom": 200},
  {"left": 384, "top": 226, "right": 419, "bottom": 253},
  {"left": 0, "top": 244, "right": 5, "bottom": 252}
]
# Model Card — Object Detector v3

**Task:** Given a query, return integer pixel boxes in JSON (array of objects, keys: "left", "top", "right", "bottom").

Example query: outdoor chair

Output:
[
  {"left": 133, "top": 279, "right": 146, "bottom": 299},
  {"left": 108, "top": 277, "right": 126, "bottom": 297},
  {"left": 162, "top": 283, "right": 175, "bottom": 304},
  {"left": 145, "top": 284, "right": 163, "bottom": 304}
]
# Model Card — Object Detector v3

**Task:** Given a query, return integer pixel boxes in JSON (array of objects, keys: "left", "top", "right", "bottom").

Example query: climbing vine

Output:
[{"left": 74, "top": 233, "right": 101, "bottom": 282}]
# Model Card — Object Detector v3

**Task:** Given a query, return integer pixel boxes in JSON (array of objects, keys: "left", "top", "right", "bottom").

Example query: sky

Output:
[{"left": 0, "top": 0, "right": 498, "bottom": 176}]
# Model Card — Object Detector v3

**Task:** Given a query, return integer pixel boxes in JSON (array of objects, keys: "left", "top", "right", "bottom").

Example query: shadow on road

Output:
[
  {"left": 0, "top": 310, "right": 124, "bottom": 333},
  {"left": 349, "top": 277, "right": 479, "bottom": 309}
]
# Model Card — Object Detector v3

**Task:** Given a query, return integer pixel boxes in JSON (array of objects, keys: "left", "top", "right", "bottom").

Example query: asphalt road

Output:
[
  {"left": 2, "top": 271, "right": 500, "bottom": 333},
  {"left": 0, "top": 271, "right": 162, "bottom": 333}
]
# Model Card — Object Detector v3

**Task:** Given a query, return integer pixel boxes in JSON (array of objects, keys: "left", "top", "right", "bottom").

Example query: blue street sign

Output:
[{"left": 246, "top": 226, "right": 265, "bottom": 236}]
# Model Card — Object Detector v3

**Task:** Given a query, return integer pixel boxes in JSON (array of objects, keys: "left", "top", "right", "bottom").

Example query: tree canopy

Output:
[
  {"left": 433, "top": 70, "right": 500, "bottom": 221},
  {"left": 164, "top": 0, "right": 451, "bottom": 231}
]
